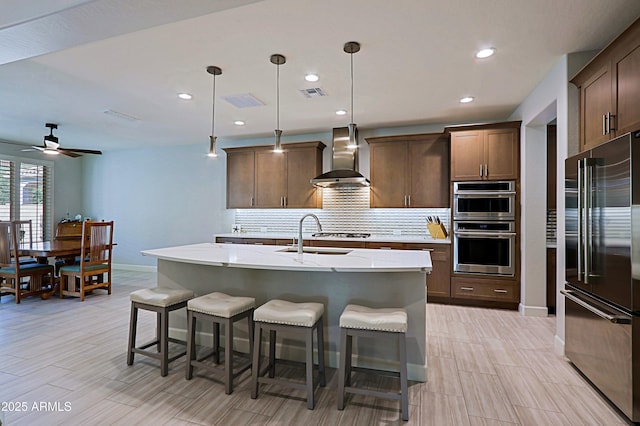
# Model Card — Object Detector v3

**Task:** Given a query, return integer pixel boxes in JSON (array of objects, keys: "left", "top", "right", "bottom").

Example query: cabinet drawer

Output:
[
  {"left": 404, "top": 243, "right": 449, "bottom": 261},
  {"left": 452, "top": 277, "right": 518, "bottom": 302},
  {"left": 365, "top": 242, "right": 406, "bottom": 250},
  {"left": 311, "top": 240, "right": 367, "bottom": 248}
]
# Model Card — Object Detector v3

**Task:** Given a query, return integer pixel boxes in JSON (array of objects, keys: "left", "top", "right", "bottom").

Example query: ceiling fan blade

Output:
[
  {"left": 27, "top": 146, "right": 45, "bottom": 152},
  {"left": 59, "top": 148, "right": 102, "bottom": 155},
  {"left": 57, "top": 150, "right": 82, "bottom": 158}
]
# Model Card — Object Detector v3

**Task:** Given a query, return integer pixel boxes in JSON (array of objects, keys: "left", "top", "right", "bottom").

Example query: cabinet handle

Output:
[
  {"left": 606, "top": 112, "right": 615, "bottom": 133},
  {"left": 253, "top": 242, "right": 264, "bottom": 245},
  {"left": 250, "top": 196, "right": 255, "bottom": 206},
  {"left": 407, "top": 195, "right": 411, "bottom": 206},
  {"left": 403, "top": 195, "right": 407, "bottom": 207},
  {"left": 479, "top": 164, "right": 483, "bottom": 177},
  {"left": 460, "top": 286, "right": 474, "bottom": 291},
  {"left": 493, "top": 289, "right": 508, "bottom": 294},
  {"left": 378, "top": 247, "right": 393, "bottom": 250},
  {"left": 283, "top": 196, "right": 287, "bottom": 207},
  {"left": 421, "top": 248, "right": 434, "bottom": 252},
  {"left": 603, "top": 114, "right": 607, "bottom": 135},
  {"left": 485, "top": 164, "right": 488, "bottom": 177}
]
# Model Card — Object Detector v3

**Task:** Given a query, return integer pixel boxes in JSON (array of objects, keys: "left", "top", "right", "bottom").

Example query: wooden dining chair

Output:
[
  {"left": 0, "top": 221, "right": 55, "bottom": 304},
  {"left": 13, "top": 220, "right": 37, "bottom": 265},
  {"left": 59, "top": 220, "right": 114, "bottom": 301}
]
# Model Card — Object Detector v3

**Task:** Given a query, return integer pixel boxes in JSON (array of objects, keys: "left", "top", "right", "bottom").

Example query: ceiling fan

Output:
[{"left": 23, "top": 123, "right": 102, "bottom": 157}]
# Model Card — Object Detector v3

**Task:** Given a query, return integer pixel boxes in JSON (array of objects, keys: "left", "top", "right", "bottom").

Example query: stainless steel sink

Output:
[{"left": 277, "top": 247, "right": 352, "bottom": 255}]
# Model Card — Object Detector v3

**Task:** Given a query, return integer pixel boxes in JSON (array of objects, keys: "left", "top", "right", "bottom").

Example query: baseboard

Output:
[
  {"left": 518, "top": 303, "right": 549, "bottom": 317},
  {"left": 554, "top": 334, "right": 565, "bottom": 357},
  {"left": 112, "top": 263, "right": 156, "bottom": 272}
]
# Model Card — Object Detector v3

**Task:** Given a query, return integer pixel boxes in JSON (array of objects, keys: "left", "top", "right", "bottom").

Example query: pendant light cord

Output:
[
  {"left": 276, "top": 62, "right": 280, "bottom": 130},
  {"left": 350, "top": 51, "right": 354, "bottom": 125},
  {"left": 211, "top": 72, "right": 216, "bottom": 136}
]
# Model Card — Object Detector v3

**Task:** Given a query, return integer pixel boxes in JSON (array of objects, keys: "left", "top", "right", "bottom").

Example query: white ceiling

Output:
[{"left": 0, "top": 0, "right": 639, "bottom": 153}]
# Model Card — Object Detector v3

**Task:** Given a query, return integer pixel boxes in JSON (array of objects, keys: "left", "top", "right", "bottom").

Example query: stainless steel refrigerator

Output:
[{"left": 563, "top": 130, "right": 640, "bottom": 421}]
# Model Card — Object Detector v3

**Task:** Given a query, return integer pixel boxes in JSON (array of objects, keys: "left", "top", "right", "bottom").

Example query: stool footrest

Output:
[
  {"left": 257, "top": 376, "right": 308, "bottom": 391},
  {"left": 350, "top": 365, "right": 401, "bottom": 379},
  {"left": 191, "top": 355, "right": 252, "bottom": 379},
  {"left": 344, "top": 386, "right": 402, "bottom": 401}
]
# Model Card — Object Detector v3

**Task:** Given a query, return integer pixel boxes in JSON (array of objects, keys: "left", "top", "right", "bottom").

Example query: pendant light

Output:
[
  {"left": 270, "top": 53, "right": 286, "bottom": 153},
  {"left": 207, "top": 65, "right": 222, "bottom": 157},
  {"left": 344, "top": 41, "right": 360, "bottom": 149}
]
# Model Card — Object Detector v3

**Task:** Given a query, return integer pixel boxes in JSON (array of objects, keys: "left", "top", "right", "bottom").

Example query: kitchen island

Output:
[{"left": 141, "top": 243, "right": 431, "bottom": 381}]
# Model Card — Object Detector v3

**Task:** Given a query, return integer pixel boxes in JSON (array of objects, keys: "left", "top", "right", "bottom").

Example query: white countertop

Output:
[
  {"left": 215, "top": 232, "right": 450, "bottom": 244},
  {"left": 142, "top": 243, "right": 432, "bottom": 273}
]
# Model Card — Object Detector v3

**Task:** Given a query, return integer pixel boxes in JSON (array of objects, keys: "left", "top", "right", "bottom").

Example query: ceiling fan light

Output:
[{"left": 43, "top": 148, "right": 59, "bottom": 155}]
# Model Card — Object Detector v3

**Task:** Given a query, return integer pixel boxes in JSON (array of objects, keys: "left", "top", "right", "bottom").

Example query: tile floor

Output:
[{"left": 0, "top": 270, "right": 630, "bottom": 425}]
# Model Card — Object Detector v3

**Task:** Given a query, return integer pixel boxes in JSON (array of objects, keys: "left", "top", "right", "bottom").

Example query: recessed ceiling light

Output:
[
  {"left": 460, "top": 96, "right": 474, "bottom": 104},
  {"left": 178, "top": 93, "right": 192, "bottom": 100},
  {"left": 335, "top": 109, "right": 347, "bottom": 116},
  {"left": 475, "top": 48, "right": 495, "bottom": 59},
  {"left": 305, "top": 73, "right": 319, "bottom": 82},
  {"left": 234, "top": 120, "right": 246, "bottom": 126}
]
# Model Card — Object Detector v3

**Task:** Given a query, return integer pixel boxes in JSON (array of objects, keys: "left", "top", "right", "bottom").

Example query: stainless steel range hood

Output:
[{"left": 310, "top": 127, "right": 370, "bottom": 187}]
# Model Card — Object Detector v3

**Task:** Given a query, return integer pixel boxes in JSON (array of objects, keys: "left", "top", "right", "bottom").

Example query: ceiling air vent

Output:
[
  {"left": 103, "top": 109, "right": 140, "bottom": 122},
  {"left": 222, "top": 93, "right": 265, "bottom": 108},
  {"left": 299, "top": 87, "right": 327, "bottom": 98}
]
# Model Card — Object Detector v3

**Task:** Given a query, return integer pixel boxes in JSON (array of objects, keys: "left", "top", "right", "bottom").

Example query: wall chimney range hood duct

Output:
[{"left": 310, "top": 127, "right": 370, "bottom": 187}]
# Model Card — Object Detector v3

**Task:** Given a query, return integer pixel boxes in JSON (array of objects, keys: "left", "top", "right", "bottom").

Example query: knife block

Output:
[{"left": 427, "top": 223, "right": 448, "bottom": 239}]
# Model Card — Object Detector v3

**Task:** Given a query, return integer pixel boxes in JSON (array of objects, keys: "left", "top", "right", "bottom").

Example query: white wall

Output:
[{"left": 508, "top": 51, "right": 594, "bottom": 353}]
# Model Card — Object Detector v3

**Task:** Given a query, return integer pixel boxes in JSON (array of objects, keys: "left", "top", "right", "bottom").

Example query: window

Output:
[{"left": 0, "top": 157, "right": 53, "bottom": 242}]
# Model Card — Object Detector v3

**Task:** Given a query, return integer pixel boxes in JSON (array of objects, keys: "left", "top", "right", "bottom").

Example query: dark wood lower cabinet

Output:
[{"left": 450, "top": 275, "right": 519, "bottom": 308}]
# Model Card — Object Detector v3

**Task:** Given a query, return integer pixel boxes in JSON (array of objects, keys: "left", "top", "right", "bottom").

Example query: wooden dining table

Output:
[{"left": 19, "top": 239, "right": 85, "bottom": 259}]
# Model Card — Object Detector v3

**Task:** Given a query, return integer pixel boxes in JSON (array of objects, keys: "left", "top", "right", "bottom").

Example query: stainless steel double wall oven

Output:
[{"left": 453, "top": 181, "right": 516, "bottom": 276}]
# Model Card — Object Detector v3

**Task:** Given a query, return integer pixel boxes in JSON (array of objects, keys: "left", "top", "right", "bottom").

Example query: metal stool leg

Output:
[
  {"left": 160, "top": 307, "right": 169, "bottom": 377},
  {"left": 337, "top": 327, "right": 348, "bottom": 410},
  {"left": 127, "top": 303, "right": 138, "bottom": 365},
  {"left": 185, "top": 310, "right": 196, "bottom": 380},
  {"left": 399, "top": 332, "right": 408, "bottom": 421},
  {"left": 224, "top": 317, "right": 233, "bottom": 394},
  {"left": 251, "top": 324, "right": 262, "bottom": 399},
  {"left": 316, "top": 318, "right": 326, "bottom": 387},
  {"left": 305, "top": 327, "right": 314, "bottom": 409}
]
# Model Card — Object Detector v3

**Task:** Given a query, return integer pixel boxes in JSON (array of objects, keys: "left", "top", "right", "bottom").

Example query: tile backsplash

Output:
[{"left": 234, "top": 187, "right": 450, "bottom": 237}]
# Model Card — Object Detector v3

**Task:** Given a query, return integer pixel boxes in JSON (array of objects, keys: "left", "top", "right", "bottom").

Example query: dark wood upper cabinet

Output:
[
  {"left": 225, "top": 149, "right": 255, "bottom": 208},
  {"left": 450, "top": 124, "right": 519, "bottom": 181},
  {"left": 366, "top": 133, "right": 449, "bottom": 208},
  {"left": 224, "top": 141, "right": 325, "bottom": 209},
  {"left": 572, "top": 17, "right": 640, "bottom": 151}
]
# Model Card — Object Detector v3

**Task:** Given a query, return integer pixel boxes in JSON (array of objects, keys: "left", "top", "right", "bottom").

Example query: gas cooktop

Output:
[{"left": 312, "top": 232, "right": 371, "bottom": 238}]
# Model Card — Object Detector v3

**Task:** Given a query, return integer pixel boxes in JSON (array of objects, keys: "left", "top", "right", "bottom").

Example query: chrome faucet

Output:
[{"left": 298, "top": 213, "right": 322, "bottom": 254}]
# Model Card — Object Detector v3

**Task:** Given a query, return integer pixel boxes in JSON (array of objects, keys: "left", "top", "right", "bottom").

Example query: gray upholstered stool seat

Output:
[
  {"left": 185, "top": 292, "right": 255, "bottom": 394},
  {"left": 251, "top": 299, "right": 326, "bottom": 410},
  {"left": 337, "top": 304, "right": 409, "bottom": 421},
  {"left": 127, "top": 288, "right": 194, "bottom": 376}
]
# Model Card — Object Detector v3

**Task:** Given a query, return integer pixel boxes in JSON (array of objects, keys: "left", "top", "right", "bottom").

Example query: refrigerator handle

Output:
[
  {"left": 561, "top": 290, "right": 630, "bottom": 324},
  {"left": 583, "top": 159, "right": 592, "bottom": 284},
  {"left": 577, "top": 159, "right": 584, "bottom": 281}
]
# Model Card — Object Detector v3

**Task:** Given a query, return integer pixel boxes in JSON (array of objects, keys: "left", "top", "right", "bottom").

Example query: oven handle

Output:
[
  {"left": 561, "top": 289, "right": 630, "bottom": 324},
  {"left": 454, "top": 191, "right": 516, "bottom": 196},
  {"left": 454, "top": 231, "right": 516, "bottom": 238}
]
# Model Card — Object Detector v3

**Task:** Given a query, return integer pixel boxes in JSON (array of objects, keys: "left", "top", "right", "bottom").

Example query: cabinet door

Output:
[
  {"left": 405, "top": 243, "right": 451, "bottom": 298},
  {"left": 580, "top": 64, "right": 613, "bottom": 151},
  {"left": 370, "top": 141, "right": 407, "bottom": 207},
  {"left": 408, "top": 137, "right": 449, "bottom": 207},
  {"left": 450, "top": 131, "right": 484, "bottom": 181},
  {"left": 484, "top": 128, "right": 518, "bottom": 180},
  {"left": 285, "top": 148, "right": 321, "bottom": 208},
  {"left": 226, "top": 151, "right": 255, "bottom": 208},
  {"left": 614, "top": 44, "right": 640, "bottom": 136},
  {"left": 255, "top": 150, "right": 286, "bottom": 208}
]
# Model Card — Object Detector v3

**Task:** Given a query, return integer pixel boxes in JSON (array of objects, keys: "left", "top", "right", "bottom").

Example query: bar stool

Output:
[
  {"left": 185, "top": 292, "right": 255, "bottom": 394},
  {"left": 337, "top": 304, "right": 409, "bottom": 421},
  {"left": 127, "top": 287, "right": 194, "bottom": 376},
  {"left": 251, "top": 299, "right": 326, "bottom": 409}
]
